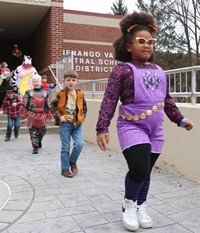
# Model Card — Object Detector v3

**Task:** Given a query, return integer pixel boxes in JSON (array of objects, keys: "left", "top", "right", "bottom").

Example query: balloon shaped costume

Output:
[{"left": 12, "top": 55, "right": 38, "bottom": 98}]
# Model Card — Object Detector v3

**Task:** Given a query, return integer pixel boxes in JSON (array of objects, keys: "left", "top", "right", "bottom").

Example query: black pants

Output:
[
  {"left": 123, "top": 143, "right": 160, "bottom": 182},
  {"left": 0, "top": 92, "right": 6, "bottom": 108}
]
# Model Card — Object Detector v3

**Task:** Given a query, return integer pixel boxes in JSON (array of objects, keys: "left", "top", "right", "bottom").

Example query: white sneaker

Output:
[
  {"left": 137, "top": 202, "right": 153, "bottom": 228},
  {"left": 122, "top": 198, "right": 139, "bottom": 231}
]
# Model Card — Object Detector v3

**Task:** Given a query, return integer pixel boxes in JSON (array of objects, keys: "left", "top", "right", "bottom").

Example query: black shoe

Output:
[
  {"left": 14, "top": 132, "right": 19, "bottom": 138},
  {"left": 32, "top": 148, "right": 38, "bottom": 154},
  {"left": 38, "top": 142, "right": 42, "bottom": 148},
  {"left": 5, "top": 137, "right": 10, "bottom": 142}
]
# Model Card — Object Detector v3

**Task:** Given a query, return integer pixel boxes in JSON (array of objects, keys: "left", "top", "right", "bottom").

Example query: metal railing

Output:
[{"left": 77, "top": 65, "right": 200, "bottom": 104}]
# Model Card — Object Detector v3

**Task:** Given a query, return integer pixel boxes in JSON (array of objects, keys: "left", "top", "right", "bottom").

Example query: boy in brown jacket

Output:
[{"left": 50, "top": 69, "right": 87, "bottom": 178}]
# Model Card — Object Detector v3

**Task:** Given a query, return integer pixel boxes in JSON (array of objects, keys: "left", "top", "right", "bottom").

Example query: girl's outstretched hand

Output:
[
  {"left": 184, "top": 119, "right": 194, "bottom": 131},
  {"left": 97, "top": 133, "right": 109, "bottom": 151}
]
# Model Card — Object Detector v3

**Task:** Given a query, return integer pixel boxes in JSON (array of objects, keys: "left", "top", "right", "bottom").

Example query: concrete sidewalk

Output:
[{"left": 0, "top": 133, "right": 200, "bottom": 233}]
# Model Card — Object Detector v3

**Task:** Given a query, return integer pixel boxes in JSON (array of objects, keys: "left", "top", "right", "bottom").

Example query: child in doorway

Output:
[
  {"left": 0, "top": 62, "right": 12, "bottom": 106},
  {"left": 0, "top": 61, "right": 11, "bottom": 75},
  {"left": 0, "top": 85, "right": 22, "bottom": 141},
  {"left": 41, "top": 74, "right": 57, "bottom": 92},
  {"left": 22, "top": 75, "right": 52, "bottom": 154},
  {"left": 96, "top": 11, "right": 193, "bottom": 232},
  {"left": 50, "top": 69, "right": 87, "bottom": 178}
]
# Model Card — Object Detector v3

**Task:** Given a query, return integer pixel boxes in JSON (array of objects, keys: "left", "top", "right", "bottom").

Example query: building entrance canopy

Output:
[{"left": 0, "top": 0, "right": 51, "bottom": 39}]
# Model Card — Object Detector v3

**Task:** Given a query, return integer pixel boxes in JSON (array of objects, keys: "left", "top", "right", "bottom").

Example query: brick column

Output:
[{"left": 51, "top": 0, "right": 64, "bottom": 65}]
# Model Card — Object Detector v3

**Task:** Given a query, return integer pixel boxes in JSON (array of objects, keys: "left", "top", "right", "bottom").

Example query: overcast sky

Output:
[{"left": 64, "top": 0, "right": 137, "bottom": 14}]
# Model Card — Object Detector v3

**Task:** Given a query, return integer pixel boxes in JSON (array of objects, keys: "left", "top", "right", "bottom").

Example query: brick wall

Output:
[
  {"left": 50, "top": 1, "right": 64, "bottom": 64},
  {"left": 31, "top": 0, "right": 64, "bottom": 82},
  {"left": 63, "top": 43, "right": 116, "bottom": 80},
  {"left": 63, "top": 23, "right": 120, "bottom": 43},
  {"left": 62, "top": 10, "right": 122, "bottom": 80},
  {"left": 20, "top": 1, "right": 121, "bottom": 82}
]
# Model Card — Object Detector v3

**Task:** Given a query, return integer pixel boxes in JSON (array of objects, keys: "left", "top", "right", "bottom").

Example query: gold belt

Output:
[{"left": 120, "top": 102, "right": 165, "bottom": 121}]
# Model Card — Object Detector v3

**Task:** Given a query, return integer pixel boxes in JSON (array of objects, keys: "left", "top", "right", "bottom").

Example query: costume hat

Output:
[{"left": 6, "top": 85, "right": 14, "bottom": 92}]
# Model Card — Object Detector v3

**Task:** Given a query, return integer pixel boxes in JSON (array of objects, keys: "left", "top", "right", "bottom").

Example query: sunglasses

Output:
[{"left": 135, "top": 37, "right": 157, "bottom": 47}]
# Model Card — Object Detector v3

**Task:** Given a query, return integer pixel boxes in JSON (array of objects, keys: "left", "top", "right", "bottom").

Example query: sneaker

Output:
[
  {"left": 5, "top": 137, "right": 10, "bottom": 142},
  {"left": 32, "top": 148, "right": 38, "bottom": 154},
  {"left": 61, "top": 169, "right": 73, "bottom": 178},
  {"left": 122, "top": 198, "right": 139, "bottom": 231},
  {"left": 70, "top": 163, "right": 78, "bottom": 174},
  {"left": 137, "top": 202, "right": 153, "bottom": 228}
]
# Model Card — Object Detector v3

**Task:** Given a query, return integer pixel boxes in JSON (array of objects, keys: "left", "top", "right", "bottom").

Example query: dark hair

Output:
[
  {"left": 113, "top": 11, "right": 157, "bottom": 62},
  {"left": 41, "top": 74, "right": 48, "bottom": 79}
]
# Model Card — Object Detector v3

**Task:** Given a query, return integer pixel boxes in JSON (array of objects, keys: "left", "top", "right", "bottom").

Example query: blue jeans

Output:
[
  {"left": 60, "top": 121, "right": 84, "bottom": 171},
  {"left": 6, "top": 116, "right": 20, "bottom": 138}
]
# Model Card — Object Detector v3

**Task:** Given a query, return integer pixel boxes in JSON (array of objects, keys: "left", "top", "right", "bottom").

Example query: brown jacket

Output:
[{"left": 50, "top": 88, "right": 87, "bottom": 127}]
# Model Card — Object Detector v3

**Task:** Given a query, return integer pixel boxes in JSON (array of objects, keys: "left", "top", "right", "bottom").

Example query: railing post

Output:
[
  {"left": 191, "top": 69, "right": 196, "bottom": 105},
  {"left": 92, "top": 82, "right": 95, "bottom": 99}
]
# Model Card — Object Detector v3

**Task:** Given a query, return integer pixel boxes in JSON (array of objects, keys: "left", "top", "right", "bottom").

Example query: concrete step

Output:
[
  {"left": 0, "top": 114, "right": 59, "bottom": 135},
  {"left": 0, "top": 119, "right": 56, "bottom": 127},
  {"left": 0, "top": 114, "right": 7, "bottom": 121},
  {"left": 0, "top": 125, "right": 59, "bottom": 136}
]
